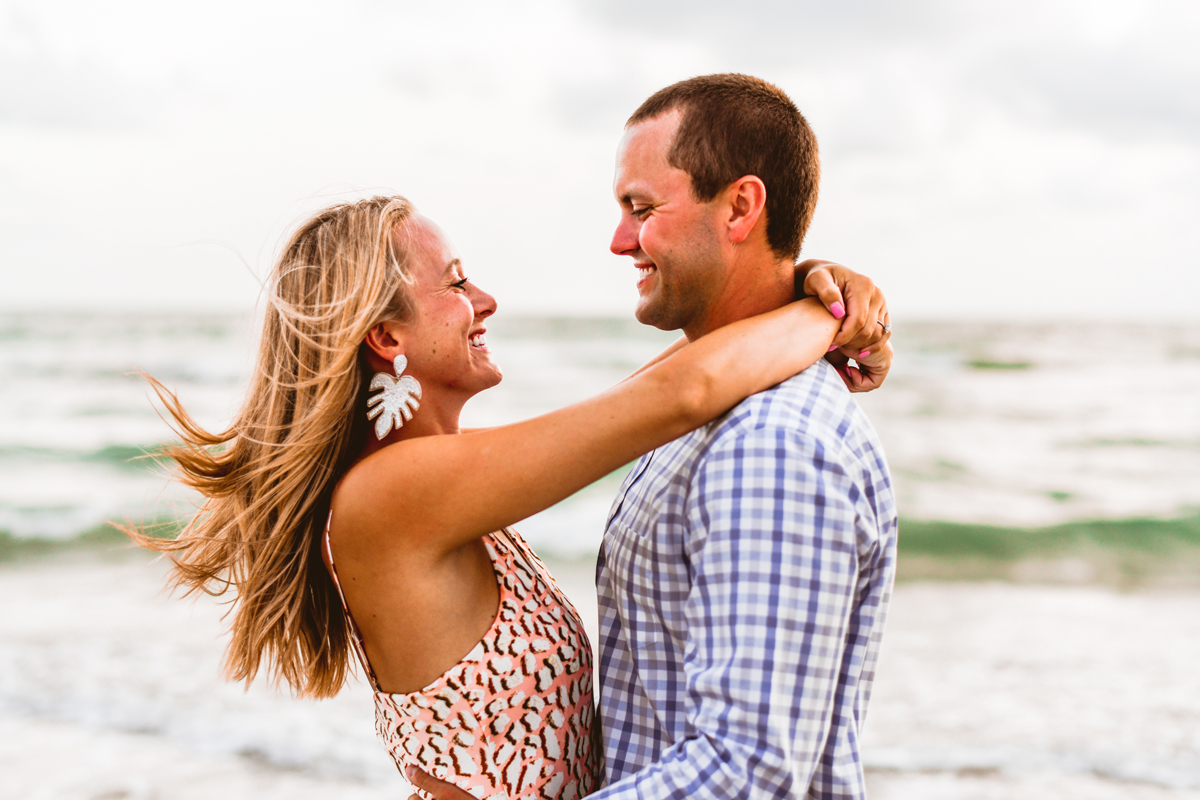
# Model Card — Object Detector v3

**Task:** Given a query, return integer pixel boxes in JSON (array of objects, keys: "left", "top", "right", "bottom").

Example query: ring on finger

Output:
[{"left": 877, "top": 319, "right": 891, "bottom": 334}]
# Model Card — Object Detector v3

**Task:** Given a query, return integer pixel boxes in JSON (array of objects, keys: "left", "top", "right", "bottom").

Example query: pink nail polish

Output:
[
  {"left": 858, "top": 350, "right": 870, "bottom": 359},
  {"left": 827, "top": 345, "right": 838, "bottom": 352},
  {"left": 830, "top": 302, "right": 846, "bottom": 320}
]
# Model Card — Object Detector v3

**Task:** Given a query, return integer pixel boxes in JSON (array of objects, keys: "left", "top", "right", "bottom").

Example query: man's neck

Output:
[{"left": 683, "top": 254, "right": 795, "bottom": 342}]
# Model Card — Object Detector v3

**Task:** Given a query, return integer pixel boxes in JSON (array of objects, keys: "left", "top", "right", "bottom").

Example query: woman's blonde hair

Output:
[{"left": 131, "top": 195, "right": 417, "bottom": 698}]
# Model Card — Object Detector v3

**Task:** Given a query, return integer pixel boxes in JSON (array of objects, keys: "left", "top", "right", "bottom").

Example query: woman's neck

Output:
[{"left": 356, "top": 390, "right": 466, "bottom": 461}]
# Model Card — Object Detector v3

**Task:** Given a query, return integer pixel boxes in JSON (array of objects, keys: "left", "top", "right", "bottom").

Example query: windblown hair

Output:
[
  {"left": 129, "top": 195, "right": 418, "bottom": 698},
  {"left": 628, "top": 73, "right": 820, "bottom": 262}
]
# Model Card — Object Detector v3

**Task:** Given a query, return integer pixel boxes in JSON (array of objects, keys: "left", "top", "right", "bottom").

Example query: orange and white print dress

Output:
[{"left": 325, "top": 524, "right": 600, "bottom": 800}]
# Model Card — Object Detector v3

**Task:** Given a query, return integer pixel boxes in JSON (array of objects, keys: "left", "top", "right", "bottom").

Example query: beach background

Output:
[
  {"left": 2, "top": 314, "right": 1199, "bottom": 799},
  {"left": 4, "top": 0, "right": 1200, "bottom": 797}
]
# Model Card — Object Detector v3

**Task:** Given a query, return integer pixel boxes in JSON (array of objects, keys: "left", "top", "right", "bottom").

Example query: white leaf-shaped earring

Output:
[{"left": 366, "top": 355, "right": 422, "bottom": 440}]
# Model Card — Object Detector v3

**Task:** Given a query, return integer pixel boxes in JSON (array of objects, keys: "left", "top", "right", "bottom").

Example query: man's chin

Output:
[
  {"left": 634, "top": 299, "right": 663, "bottom": 328},
  {"left": 634, "top": 299, "right": 683, "bottom": 332}
]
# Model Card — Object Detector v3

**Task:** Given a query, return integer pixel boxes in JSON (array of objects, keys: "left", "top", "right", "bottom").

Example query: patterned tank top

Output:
[{"left": 324, "top": 521, "right": 599, "bottom": 800}]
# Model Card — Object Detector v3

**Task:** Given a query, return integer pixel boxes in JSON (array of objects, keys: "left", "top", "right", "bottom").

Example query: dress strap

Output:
[{"left": 323, "top": 511, "right": 382, "bottom": 692}]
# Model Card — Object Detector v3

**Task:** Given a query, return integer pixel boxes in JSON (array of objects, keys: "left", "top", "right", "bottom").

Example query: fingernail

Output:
[
  {"left": 830, "top": 302, "right": 845, "bottom": 319},
  {"left": 405, "top": 765, "right": 417, "bottom": 780},
  {"left": 827, "top": 345, "right": 838, "bottom": 352},
  {"left": 859, "top": 350, "right": 870, "bottom": 359}
]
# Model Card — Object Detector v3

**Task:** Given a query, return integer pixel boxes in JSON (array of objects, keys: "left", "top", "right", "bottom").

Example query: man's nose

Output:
[{"left": 610, "top": 215, "right": 639, "bottom": 257}]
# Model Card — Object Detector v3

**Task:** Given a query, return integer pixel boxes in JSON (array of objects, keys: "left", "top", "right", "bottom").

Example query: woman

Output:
[{"left": 133, "top": 195, "right": 888, "bottom": 798}]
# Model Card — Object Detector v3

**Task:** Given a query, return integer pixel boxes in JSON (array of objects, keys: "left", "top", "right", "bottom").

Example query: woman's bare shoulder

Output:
[{"left": 329, "top": 441, "right": 436, "bottom": 555}]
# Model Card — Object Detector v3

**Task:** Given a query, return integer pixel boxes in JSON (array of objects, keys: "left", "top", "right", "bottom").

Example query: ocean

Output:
[
  {"left": 3, "top": 312, "right": 1199, "bottom": 553},
  {"left": 2, "top": 312, "right": 1199, "bottom": 798}
]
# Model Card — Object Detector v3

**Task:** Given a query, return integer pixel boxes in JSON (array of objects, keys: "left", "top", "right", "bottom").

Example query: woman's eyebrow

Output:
[{"left": 442, "top": 258, "right": 463, "bottom": 277}]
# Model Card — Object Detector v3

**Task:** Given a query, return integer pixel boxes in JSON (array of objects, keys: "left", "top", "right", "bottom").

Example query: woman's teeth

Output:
[{"left": 470, "top": 333, "right": 486, "bottom": 348}]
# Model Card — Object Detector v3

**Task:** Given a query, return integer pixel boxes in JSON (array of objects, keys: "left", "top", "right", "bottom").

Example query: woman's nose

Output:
[{"left": 472, "top": 284, "right": 497, "bottom": 319}]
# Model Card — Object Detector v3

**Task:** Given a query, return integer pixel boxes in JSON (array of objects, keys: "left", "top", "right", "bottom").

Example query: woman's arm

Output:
[
  {"left": 336, "top": 298, "right": 839, "bottom": 556},
  {"left": 625, "top": 335, "right": 687, "bottom": 381},
  {"left": 633, "top": 262, "right": 887, "bottom": 383}
]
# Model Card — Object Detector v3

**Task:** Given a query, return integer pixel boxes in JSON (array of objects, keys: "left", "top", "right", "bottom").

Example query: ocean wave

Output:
[
  {"left": 9, "top": 509, "right": 1200, "bottom": 590},
  {"left": 0, "top": 442, "right": 170, "bottom": 467}
]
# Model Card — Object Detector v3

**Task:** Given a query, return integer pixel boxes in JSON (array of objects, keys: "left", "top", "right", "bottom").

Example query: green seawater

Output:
[
  {"left": 5, "top": 513, "right": 1200, "bottom": 588},
  {"left": 897, "top": 514, "right": 1200, "bottom": 585},
  {"left": 0, "top": 520, "right": 183, "bottom": 563}
]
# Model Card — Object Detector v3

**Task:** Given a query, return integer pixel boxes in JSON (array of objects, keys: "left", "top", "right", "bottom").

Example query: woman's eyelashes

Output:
[{"left": 450, "top": 276, "right": 469, "bottom": 290}]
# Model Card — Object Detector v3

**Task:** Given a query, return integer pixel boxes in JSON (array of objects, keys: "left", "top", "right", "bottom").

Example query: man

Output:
[
  {"left": 413, "top": 74, "right": 896, "bottom": 799},
  {"left": 583, "top": 73, "right": 897, "bottom": 799}
]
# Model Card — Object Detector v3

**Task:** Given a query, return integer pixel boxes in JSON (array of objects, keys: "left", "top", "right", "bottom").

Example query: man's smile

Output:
[{"left": 635, "top": 262, "right": 657, "bottom": 289}]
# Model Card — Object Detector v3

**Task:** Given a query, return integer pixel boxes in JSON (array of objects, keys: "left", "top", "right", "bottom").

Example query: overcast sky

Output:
[{"left": 1, "top": 0, "right": 1197, "bottom": 320}]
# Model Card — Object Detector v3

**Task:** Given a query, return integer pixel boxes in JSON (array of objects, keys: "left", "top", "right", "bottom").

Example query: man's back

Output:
[{"left": 594, "top": 358, "right": 897, "bottom": 799}]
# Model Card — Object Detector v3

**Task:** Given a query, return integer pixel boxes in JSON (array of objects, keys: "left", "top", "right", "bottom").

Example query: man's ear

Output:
[
  {"left": 363, "top": 320, "right": 410, "bottom": 370},
  {"left": 724, "top": 175, "right": 768, "bottom": 244}
]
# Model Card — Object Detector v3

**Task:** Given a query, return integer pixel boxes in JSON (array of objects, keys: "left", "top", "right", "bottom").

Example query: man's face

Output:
[{"left": 611, "top": 110, "right": 725, "bottom": 338}]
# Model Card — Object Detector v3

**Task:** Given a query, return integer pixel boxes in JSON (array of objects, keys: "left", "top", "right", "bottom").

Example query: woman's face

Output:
[{"left": 398, "top": 215, "right": 502, "bottom": 397}]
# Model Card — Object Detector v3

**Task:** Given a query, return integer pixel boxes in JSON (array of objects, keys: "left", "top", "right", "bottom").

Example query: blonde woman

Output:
[{"left": 134, "top": 195, "right": 888, "bottom": 798}]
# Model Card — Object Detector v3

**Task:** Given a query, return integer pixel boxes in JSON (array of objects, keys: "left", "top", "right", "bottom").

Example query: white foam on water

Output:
[
  {"left": 862, "top": 581, "right": 1200, "bottom": 794},
  {"left": 865, "top": 746, "right": 1200, "bottom": 790},
  {"left": 3, "top": 559, "right": 1199, "bottom": 796},
  {"left": 0, "top": 558, "right": 405, "bottom": 788}
]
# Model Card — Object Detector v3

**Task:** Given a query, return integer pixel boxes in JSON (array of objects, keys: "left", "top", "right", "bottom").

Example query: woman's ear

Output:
[
  {"left": 363, "top": 320, "right": 409, "bottom": 371},
  {"left": 725, "top": 175, "right": 768, "bottom": 244}
]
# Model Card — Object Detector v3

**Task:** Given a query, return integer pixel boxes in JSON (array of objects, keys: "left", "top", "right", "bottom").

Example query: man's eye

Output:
[{"left": 633, "top": 206, "right": 652, "bottom": 218}]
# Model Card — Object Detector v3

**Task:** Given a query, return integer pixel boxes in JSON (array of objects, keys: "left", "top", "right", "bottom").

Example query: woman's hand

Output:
[
  {"left": 826, "top": 340, "right": 893, "bottom": 393},
  {"left": 796, "top": 259, "right": 892, "bottom": 392},
  {"left": 797, "top": 259, "right": 891, "bottom": 354},
  {"left": 405, "top": 765, "right": 476, "bottom": 800}
]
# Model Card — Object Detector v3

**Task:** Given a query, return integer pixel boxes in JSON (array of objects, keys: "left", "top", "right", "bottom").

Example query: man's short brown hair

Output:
[{"left": 628, "top": 74, "right": 819, "bottom": 262}]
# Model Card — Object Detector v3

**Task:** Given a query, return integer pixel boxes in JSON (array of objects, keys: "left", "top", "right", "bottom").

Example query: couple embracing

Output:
[{"left": 138, "top": 74, "right": 897, "bottom": 799}]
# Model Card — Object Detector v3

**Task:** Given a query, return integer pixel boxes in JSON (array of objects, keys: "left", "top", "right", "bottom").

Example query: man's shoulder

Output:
[
  {"left": 686, "top": 359, "right": 896, "bottom": 526},
  {"left": 710, "top": 359, "right": 861, "bottom": 447},
  {"left": 649, "top": 359, "right": 886, "bottom": 493}
]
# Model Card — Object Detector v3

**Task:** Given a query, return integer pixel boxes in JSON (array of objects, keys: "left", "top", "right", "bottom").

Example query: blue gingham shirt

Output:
[{"left": 592, "top": 359, "right": 897, "bottom": 799}]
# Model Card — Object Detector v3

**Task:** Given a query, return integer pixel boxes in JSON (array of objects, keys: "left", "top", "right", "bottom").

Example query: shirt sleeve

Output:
[{"left": 588, "top": 425, "right": 863, "bottom": 799}]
